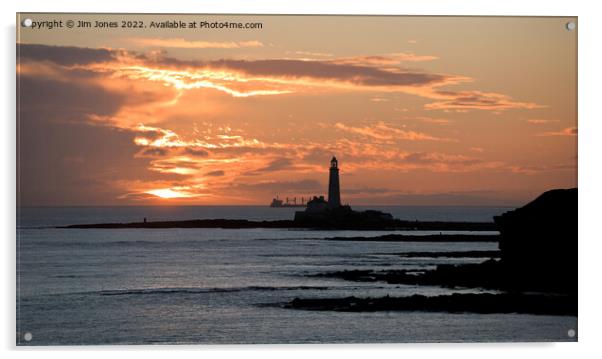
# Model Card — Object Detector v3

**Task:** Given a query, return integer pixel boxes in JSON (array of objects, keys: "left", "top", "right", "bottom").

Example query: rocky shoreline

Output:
[
  {"left": 60, "top": 218, "right": 497, "bottom": 231},
  {"left": 285, "top": 293, "right": 576, "bottom": 316},
  {"left": 284, "top": 188, "right": 577, "bottom": 316}
]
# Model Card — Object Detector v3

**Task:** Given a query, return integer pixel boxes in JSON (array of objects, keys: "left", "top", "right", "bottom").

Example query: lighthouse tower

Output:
[{"left": 328, "top": 156, "right": 341, "bottom": 208}]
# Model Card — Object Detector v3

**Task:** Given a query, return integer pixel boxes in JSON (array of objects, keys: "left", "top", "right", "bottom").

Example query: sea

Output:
[{"left": 16, "top": 206, "right": 577, "bottom": 345}]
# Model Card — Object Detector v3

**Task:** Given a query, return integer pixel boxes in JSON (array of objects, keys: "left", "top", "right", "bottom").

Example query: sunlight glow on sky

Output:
[{"left": 17, "top": 14, "right": 577, "bottom": 206}]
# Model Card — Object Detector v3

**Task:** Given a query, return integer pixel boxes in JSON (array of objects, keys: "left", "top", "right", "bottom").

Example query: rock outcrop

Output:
[{"left": 494, "top": 188, "right": 577, "bottom": 293}]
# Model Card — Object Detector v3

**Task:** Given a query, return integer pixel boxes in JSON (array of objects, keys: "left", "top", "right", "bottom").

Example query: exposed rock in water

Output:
[
  {"left": 311, "top": 260, "right": 507, "bottom": 290},
  {"left": 285, "top": 293, "right": 576, "bottom": 316},
  {"left": 397, "top": 250, "right": 501, "bottom": 258},
  {"left": 325, "top": 234, "right": 499, "bottom": 242},
  {"left": 312, "top": 257, "right": 573, "bottom": 293}
]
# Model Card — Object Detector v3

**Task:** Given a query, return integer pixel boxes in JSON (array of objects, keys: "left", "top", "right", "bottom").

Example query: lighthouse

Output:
[
  {"left": 328, "top": 156, "right": 341, "bottom": 208},
  {"left": 295, "top": 155, "right": 394, "bottom": 224}
]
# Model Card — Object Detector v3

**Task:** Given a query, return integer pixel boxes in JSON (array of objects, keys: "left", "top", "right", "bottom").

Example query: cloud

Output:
[
  {"left": 18, "top": 75, "right": 125, "bottom": 119},
  {"left": 18, "top": 43, "right": 116, "bottom": 65},
  {"left": 526, "top": 119, "right": 560, "bottom": 125},
  {"left": 509, "top": 163, "right": 576, "bottom": 175},
  {"left": 18, "top": 43, "right": 541, "bottom": 112},
  {"left": 140, "top": 147, "right": 169, "bottom": 157},
  {"left": 538, "top": 127, "right": 578, "bottom": 137},
  {"left": 133, "top": 53, "right": 538, "bottom": 111},
  {"left": 205, "top": 170, "right": 225, "bottom": 177},
  {"left": 17, "top": 43, "right": 555, "bottom": 205},
  {"left": 425, "top": 90, "right": 543, "bottom": 111},
  {"left": 234, "top": 179, "right": 323, "bottom": 193},
  {"left": 286, "top": 50, "right": 333, "bottom": 58},
  {"left": 17, "top": 120, "right": 147, "bottom": 205},
  {"left": 330, "top": 53, "right": 438, "bottom": 65},
  {"left": 245, "top": 157, "right": 319, "bottom": 175},
  {"left": 126, "top": 38, "right": 264, "bottom": 49},
  {"left": 400, "top": 152, "right": 481, "bottom": 166},
  {"left": 202, "top": 58, "right": 450, "bottom": 87},
  {"left": 252, "top": 157, "right": 295, "bottom": 172},
  {"left": 334, "top": 121, "right": 452, "bottom": 142},
  {"left": 184, "top": 148, "right": 210, "bottom": 157},
  {"left": 419, "top": 117, "right": 451, "bottom": 125}
]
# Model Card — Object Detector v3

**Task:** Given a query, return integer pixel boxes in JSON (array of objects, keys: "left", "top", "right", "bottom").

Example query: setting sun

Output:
[{"left": 146, "top": 188, "right": 195, "bottom": 199}]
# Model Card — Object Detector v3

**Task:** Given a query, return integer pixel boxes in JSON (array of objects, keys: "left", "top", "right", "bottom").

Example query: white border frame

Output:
[{"left": 3, "top": 1, "right": 601, "bottom": 358}]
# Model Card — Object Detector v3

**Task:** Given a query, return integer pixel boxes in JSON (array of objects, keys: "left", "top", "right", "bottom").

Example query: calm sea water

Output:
[{"left": 16, "top": 206, "right": 577, "bottom": 344}]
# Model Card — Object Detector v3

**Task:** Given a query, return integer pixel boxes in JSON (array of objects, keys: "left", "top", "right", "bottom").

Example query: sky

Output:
[{"left": 17, "top": 14, "right": 577, "bottom": 206}]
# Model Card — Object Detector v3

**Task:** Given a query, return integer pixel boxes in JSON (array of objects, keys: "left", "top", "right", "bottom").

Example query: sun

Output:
[{"left": 146, "top": 188, "right": 194, "bottom": 199}]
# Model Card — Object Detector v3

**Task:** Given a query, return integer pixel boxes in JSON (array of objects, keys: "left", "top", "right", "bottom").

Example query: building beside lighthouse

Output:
[{"left": 294, "top": 156, "right": 393, "bottom": 227}]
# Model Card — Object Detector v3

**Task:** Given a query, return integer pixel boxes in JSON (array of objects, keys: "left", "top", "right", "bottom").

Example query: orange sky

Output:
[{"left": 17, "top": 14, "right": 577, "bottom": 206}]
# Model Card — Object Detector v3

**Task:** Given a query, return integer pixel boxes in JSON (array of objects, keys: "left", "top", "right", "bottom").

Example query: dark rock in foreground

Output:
[
  {"left": 284, "top": 293, "right": 576, "bottom": 316},
  {"left": 494, "top": 188, "right": 577, "bottom": 294}
]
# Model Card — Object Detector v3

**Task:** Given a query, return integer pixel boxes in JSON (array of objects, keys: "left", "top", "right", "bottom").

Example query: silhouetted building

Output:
[
  {"left": 305, "top": 195, "right": 329, "bottom": 213},
  {"left": 328, "top": 156, "right": 341, "bottom": 208}
]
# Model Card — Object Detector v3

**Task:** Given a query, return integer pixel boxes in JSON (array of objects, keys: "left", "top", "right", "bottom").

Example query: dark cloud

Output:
[
  {"left": 16, "top": 73, "right": 176, "bottom": 205},
  {"left": 17, "top": 115, "right": 156, "bottom": 206},
  {"left": 18, "top": 43, "right": 116, "bottom": 66},
  {"left": 139, "top": 53, "right": 450, "bottom": 88},
  {"left": 257, "top": 157, "right": 293, "bottom": 171},
  {"left": 154, "top": 159, "right": 200, "bottom": 168},
  {"left": 18, "top": 44, "right": 538, "bottom": 112},
  {"left": 18, "top": 44, "right": 447, "bottom": 89},
  {"left": 245, "top": 157, "right": 297, "bottom": 175},
  {"left": 206, "top": 59, "right": 447, "bottom": 87},
  {"left": 426, "top": 90, "right": 540, "bottom": 111},
  {"left": 205, "top": 170, "right": 225, "bottom": 177},
  {"left": 141, "top": 147, "right": 169, "bottom": 157},
  {"left": 183, "top": 147, "right": 210, "bottom": 157},
  {"left": 234, "top": 179, "right": 323, "bottom": 193},
  {"left": 18, "top": 75, "right": 125, "bottom": 119}
]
